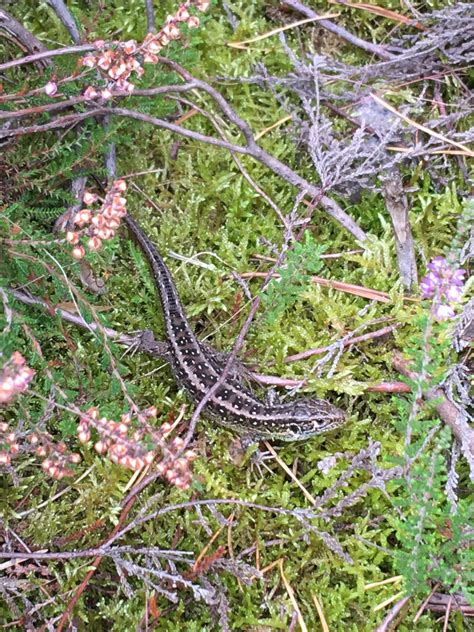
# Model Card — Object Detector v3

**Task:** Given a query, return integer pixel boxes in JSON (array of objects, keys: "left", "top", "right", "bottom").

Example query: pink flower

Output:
[
  {"left": 83, "top": 192, "right": 98, "bottom": 205},
  {"left": 445, "top": 285, "right": 463, "bottom": 302},
  {"left": 451, "top": 269, "right": 466, "bottom": 286},
  {"left": 433, "top": 303, "right": 456, "bottom": 321},
  {"left": 44, "top": 81, "right": 57, "bottom": 96},
  {"left": 420, "top": 271, "right": 438, "bottom": 298},
  {"left": 82, "top": 55, "right": 96, "bottom": 68},
  {"left": 427, "top": 256, "right": 449, "bottom": 275},
  {"left": 100, "top": 88, "right": 113, "bottom": 100},
  {"left": 196, "top": 0, "right": 210, "bottom": 10},
  {"left": 123, "top": 40, "right": 137, "bottom": 54},
  {"left": 420, "top": 256, "right": 466, "bottom": 322},
  {"left": 187, "top": 15, "right": 200, "bottom": 28},
  {"left": 84, "top": 86, "right": 98, "bottom": 99}
]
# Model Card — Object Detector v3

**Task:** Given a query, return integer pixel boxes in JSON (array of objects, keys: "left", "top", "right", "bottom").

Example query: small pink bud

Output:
[
  {"left": 156, "top": 462, "right": 166, "bottom": 475},
  {"left": 117, "top": 423, "right": 128, "bottom": 436},
  {"left": 167, "top": 23, "right": 181, "bottom": 39},
  {"left": 98, "top": 56, "right": 112, "bottom": 70},
  {"left": 78, "top": 430, "right": 91, "bottom": 443},
  {"left": 102, "top": 205, "right": 114, "bottom": 219},
  {"left": 87, "top": 236, "right": 102, "bottom": 251},
  {"left": 112, "top": 196, "right": 127, "bottom": 209},
  {"left": 73, "top": 209, "right": 92, "bottom": 226},
  {"left": 161, "top": 422, "right": 172, "bottom": 435},
  {"left": 72, "top": 245, "right": 86, "bottom": 260},
  {"left": 176, "top": 7, "right": 190, "bottom": 21},
  {"left": 143, "top": 52, "right": 159, "bottom": 64},
  {"left": 48, "top": 465, "right": 61, "bottom": 479},
  {"left": 88, "top": 407, "right": 99, "bottom": 419},
  {"left": 134, "top": 457, "right": 145, "bottom": 471},
  {"left": 146, "top": 40, "right": 162, "bottom": 54},
  {"left": 123, "top": 40, "right": 137, "bottom": 54},
  {"left": 83, "top": 192, "right": 98, "bottom": 205},
  {"left": 0, "top": 452, "right": 11, "bottom": 466},
  {"left": 91, "top": 214, "right": 105, "bottom": 228},
  {"left": 96, "top": 228, "right": 115, "bottom": 240},
  {"left": 187, "top": 16, "right": 200, "bottom": 28},
  {"left": 122, "top": 80, "right": 135, "bottom": 94},
  {"left": 44, "top": 81, "right": 58, "bottom": 97},
  {"left": 82, "top": 55, "right": 96, "bottom": 68},
  {"left": 144, "top": 452, "right": 155, "bottom": 465},
  {"left": 94, "top": 440, "right": 107, "bottom": 454},
  {"left": 12, "top": 352, "right": 25, "bottom": 365},
  {"left": 66, "top": 231, "right": 80, "bottom": 245},
  {"left": 84, "top": 86, "right": 98, "bottom": 99}
]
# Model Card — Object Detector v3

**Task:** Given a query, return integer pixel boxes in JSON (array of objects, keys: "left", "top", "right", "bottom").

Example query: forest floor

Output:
[{"left": 1, "top": 1, "right": 473, "bottom": 630}]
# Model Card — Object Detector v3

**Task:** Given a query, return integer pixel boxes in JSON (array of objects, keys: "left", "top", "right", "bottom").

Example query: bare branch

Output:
[
  {"left": 47, "top": 0, "right": 82, "bottom": 44},
  {"left": 144, "top": 0, "right": 156, "bottom": 33},
  {"left": 0, "top": 43, "right": 92, "bottom": 72},
  {"left": 282, "top": 0, "right": 395, "bottom": 60},
  {"left": 0, "top": 9, "right": 51, "bottom": 67},
  {"left": 393, "top": 352, "right": 474, "bottom": 459}
]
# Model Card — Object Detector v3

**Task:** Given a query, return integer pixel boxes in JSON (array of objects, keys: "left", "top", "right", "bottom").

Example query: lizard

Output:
[{"left": 123, "top": 214, "right": 346, "bottom": 442}]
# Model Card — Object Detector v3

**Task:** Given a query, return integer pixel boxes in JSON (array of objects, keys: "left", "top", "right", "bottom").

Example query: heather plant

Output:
[{"left": 390, "top": 251, "right": 473, "bottom": 606}]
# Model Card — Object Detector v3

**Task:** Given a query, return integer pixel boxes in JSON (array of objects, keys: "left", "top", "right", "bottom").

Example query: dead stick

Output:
[
  {"left": 392, "top": 352, "right": 474, "bottom": 455},
  {"left": 374, "top": 596, "right": 411, "bottom": 632}
]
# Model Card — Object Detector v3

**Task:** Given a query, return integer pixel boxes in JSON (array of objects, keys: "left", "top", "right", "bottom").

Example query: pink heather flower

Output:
[
  {"left": 84, "top": 86, "right": 99, "bottom": 99},
  {"left": 82, "top": 55, "right": 96, "bottom": 68},
  {"left": 97, "top": 55, "right": 112, "bottom": 70},
  {"left": 146, "top": 40, "right": 162, "bottom": 54},
  {"left": 0, "top": 353, "right": 35, "bottom": 404},
  {"left": 187, "top": 15, "right": 200, "bottom": 28},
  {"left": 176, "top": 7, "right": 190, "bottom": 21},
  {"left": 420, "top": 256, "right": 466, "bottom": 322},
  {"left": 433, "top": 303, "right": 456, "bottom": 321},
  {"left": 101, "top": 88, "right": 113, "bottom": 100},
  {"left": 44, "top": 81, "right": 57, "bottom": 96},
  {"left": 451, "top": 269, "right": 466, "bottom": 286},
  {"left": 83, "top": 192, "right": 98, "bottom": 205},
  {"left": 427, "top": 256, "right": 449, "bottom": 275},
  {"left": 445, "top": 285, "right": 463, "bottom": 302},
  {"left": 143, "top": 52, "right": 159, "bottom": 64},
  {"left": 72, "top": 245, "right": 86, "bottom": 260},
  {"left": 123, "top": 40, "right": 137, "bottom": 54},
  {"left": 420, "top": 271, "right": 438, "bottom": 299},
  {"left": 11, "top": 352, "right": 25, "bottom": 366}
]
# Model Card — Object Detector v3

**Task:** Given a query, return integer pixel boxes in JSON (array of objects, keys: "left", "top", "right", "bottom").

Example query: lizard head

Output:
[{"left": 276, "top": 398, "right": 346, "bottom": 441}]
